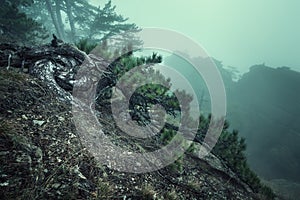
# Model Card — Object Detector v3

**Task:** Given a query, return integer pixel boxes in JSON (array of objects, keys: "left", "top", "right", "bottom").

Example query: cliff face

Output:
[{"left": 0, "top": 44, "right": 263, "bottom": 199}]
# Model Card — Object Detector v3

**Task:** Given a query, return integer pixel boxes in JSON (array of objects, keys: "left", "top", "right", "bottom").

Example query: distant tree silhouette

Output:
[
  {"left": 22, "top": 0, "right": 139, "bottom": 43},
  {"left": 0, "top": 0, "right": 47, "bottom": 44}
]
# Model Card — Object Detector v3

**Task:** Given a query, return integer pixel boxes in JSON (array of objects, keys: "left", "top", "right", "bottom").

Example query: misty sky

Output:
[{"left": 91, "top": 0, "right": 300, "bottom": 73}]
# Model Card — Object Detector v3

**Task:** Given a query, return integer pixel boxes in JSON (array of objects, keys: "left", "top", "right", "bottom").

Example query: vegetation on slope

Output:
[
  {"left": 0, "top": 67, "right": 257, "bottom": 199},
  {"left": 76, "top": 41, "right": 275, "bottom": 199}
]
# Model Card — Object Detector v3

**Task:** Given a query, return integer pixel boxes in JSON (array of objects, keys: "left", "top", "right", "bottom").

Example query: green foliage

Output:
[
  {"left": 213, "top": 129, "right": 247, "bottom": 171},
  {"left": 260, "top": 184, "right": 276, "bottom": 199},
  {"left": 187, "top": 141, "right": 196, "bottom": 153},
  {"left": 160, "top": 128, "right": 177, "bottom": 145},
  {"left": 75, "top": 38, "right": 97, "bottom": 54},
  {"left": 88, "top": 0, "right": 139, "bottom": 42},
  {"left": 212, "top": 128, "right": 265, "bottom": 193},
  {"left": 0, "top": 0, "right": 47, "bottom": 44},
  {"left": 160, "top": 129, "right": 184, "bottom": 172},
  {"left": 160, "top": 128, "right": 193, "bottom": 173},
  {"left": 21, "top": 0, "right": 139, "bottom": 43},
  {"left": 94, "top": 48, "right": 187, "bottom": 126},
  {"left": 195, "top": 116, "right": 276, "bottom": 199},
  {"left": 169, "top": 156, "right": 184, "bottom": 173}
]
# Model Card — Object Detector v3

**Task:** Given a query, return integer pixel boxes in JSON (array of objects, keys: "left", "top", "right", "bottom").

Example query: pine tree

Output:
[
  {"left": 22, "top": 0, "right": 139, "bottom": 43},
  {"left": 194, "top": 116, "right": 275, "bottom": 198},
  {"left": 88, "top": 0, "right": 139, "bottom": 42},
  {"left": 0, "top": 0, "right": 47, "bottom": 44}
]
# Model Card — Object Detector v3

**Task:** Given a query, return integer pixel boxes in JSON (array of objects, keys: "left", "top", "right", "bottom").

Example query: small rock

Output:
[
  {"left": 69, "top": 132, "right": 76, "bottom": 138},
  {"left": 103, "top": 172, "right": 108, "bottom": 178},
  {"left": 52, "top": 183, "right": 61, "bottom": 189},
  {"left": 58, "top": 116, "right": 65, "bottom": 122},
  {"left": 22, "top": 114, "right": 28, "bottom": 120},
  {"left": 136, "top": 162, "right": 141, "bottom": 167},
  {"left": 0, "top": 182, "right": 9, "bottom": 187},
  {"left": 33, "top": 120, "right": 45, "bottom": 126}
]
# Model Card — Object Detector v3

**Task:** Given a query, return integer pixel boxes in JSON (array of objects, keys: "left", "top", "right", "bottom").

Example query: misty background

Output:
[
  {"left": 91, "top": 0, "right": 300, "bottom": 74},
  {"left": 1, "top": 0, "right": 300, "bottom": 198}
]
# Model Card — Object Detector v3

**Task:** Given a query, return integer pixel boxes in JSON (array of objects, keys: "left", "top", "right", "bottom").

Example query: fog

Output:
[
  {"left": 2, "top": 0, "right": 300, "bottom": 198},
  {"left": 92, "top": 0, "right": 300, "bottom": 73}
]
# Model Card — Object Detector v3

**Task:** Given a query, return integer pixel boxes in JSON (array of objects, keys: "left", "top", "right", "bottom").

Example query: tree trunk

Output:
[
  {"left": 0, "top": 43, "right": 110, "bottom": 102},
  {"left": 66, "top": 0, "right": 76, "bottom": 42},
  {"left": 0, "top": 43, "right": 86, "bottom": 98},
  {"left": 55, "top": 0, "right": 66, "bottom": 41},
  {"left": 0, "top": 43, "right": 85, "bottom": 70},
  {"left": 45, "top": 0, "right": 62, "bottom": 39}
]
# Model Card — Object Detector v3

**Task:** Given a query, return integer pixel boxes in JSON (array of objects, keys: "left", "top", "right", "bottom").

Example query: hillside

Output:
[
  {"left": 0, "top": 44, "right": 270, "bottom": 199},
  {"left": 228, "top": 65, "right": 300, "bottom": 181},
  {"left": 227, "top": 65, "right": 300, "bottom": 199}
]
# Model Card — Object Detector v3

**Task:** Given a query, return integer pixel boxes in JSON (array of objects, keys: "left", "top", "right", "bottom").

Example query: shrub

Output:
[
  {"left": 195, "top": 116, "right": 276, "bottom": 199},
  {"left": 75, "top": 38, "right": 97, "bottom": 54}
]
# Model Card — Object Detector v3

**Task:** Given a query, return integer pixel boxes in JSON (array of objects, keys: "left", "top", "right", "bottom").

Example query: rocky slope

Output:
[{"left": 0, "top": 44, "right": 270, "bottom": 199}]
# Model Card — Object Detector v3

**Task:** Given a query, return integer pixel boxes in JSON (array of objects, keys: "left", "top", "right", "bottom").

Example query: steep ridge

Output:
[{"left": 0, "top": 44, "right": 270, "bottom": 199}]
